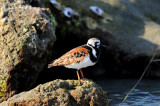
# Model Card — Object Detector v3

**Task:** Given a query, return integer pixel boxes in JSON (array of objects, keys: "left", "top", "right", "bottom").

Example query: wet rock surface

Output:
[
  {"left": 1, "top": 79, "right": 109, "bottom": 106},
  {"left": 0, "top": 0, "right": 56, "bottom": 99}
]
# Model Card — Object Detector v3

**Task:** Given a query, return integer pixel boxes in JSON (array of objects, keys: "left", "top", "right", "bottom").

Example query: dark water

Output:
[{"left": 95, "top": 79, "right": 160, "bottom": 106}]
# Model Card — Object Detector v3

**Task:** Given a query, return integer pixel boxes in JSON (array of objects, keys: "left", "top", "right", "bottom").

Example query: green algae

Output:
[
  {"left": 0, "top": 78, "right": 7, "bottom": 98},
  {"left": 74, "top": 23, "right": 79, "bottom": 28},
  {"left": 60, "top": 26, "right": 67, "bottom": 37},
  {"left": 48, "top": 12, "right": 57, "bottom": 27}
]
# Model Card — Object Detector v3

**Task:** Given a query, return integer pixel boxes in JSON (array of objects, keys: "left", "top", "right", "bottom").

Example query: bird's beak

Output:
[{"left": 100, "top": 44, "right": 107, "bottom": 48}]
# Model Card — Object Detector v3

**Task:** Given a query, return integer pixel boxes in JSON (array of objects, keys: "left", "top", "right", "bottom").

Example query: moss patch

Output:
[{"left": 0, "top": 78, "right": 7, "bottom": 98}]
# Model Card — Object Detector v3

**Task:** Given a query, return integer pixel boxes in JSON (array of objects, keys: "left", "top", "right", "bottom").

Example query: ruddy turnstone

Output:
[{"left": 48, "top": 38, "right": 102, "bottom": 83}]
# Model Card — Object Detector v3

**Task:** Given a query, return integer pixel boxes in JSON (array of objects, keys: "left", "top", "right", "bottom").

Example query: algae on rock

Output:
[
  {"left": 0, "top": 79, "right": 7, "bottom": 98},
  {"left": 1, "top": 79, "right": 109, "bottom": 106}
]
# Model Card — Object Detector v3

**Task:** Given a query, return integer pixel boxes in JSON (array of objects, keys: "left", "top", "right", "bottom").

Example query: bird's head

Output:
[{"left": 87, "top": 38, "right": 101, "bottom": 48}]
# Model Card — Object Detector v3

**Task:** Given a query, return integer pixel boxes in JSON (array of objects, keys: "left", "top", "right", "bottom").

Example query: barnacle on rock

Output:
[
  {"left": 50, "top": 0, "right": 61, "bottom": 10},
  {"left": 89, "top": 6, "right": 104, "bottom": 17},
  {"left": 62, "top": 7, "right": 79, "bottom": 18}
]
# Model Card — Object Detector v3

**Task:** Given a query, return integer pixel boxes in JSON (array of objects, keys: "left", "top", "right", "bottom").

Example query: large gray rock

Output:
[
  {"left": 0, "top": 0, "right": 56, "bottom": 99},
  {"left": 1, "top": 79, "right": 109, "bottom": 106}
]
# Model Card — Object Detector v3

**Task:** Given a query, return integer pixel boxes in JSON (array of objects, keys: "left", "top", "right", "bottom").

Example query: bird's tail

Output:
[{"left": 48, "top": 63, "right": 54, "bottom": 68}]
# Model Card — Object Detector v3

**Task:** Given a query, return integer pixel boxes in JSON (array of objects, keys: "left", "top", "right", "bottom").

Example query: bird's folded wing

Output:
[{"left": 53, "top": 46, "right": 89, "bottom": 66}]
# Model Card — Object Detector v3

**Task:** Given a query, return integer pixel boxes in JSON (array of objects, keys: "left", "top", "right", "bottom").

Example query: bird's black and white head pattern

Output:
[{"left": 87, "top": 38, "right": 101, "bottom": 48}]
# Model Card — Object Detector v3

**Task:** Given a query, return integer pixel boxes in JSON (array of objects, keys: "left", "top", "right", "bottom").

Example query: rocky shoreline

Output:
[{"left": 1, "top": 0, "right": 160, "bottom": 105}]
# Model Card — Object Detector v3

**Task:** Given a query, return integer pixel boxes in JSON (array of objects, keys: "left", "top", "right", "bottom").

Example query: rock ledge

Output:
[{"left": 1, "top": 79, "right": 109, "bottom": 106}]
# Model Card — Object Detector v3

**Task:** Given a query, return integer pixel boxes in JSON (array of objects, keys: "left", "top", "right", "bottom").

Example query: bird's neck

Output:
[{"left": 83, "top": 44, "right": 100, "bottom": 62}]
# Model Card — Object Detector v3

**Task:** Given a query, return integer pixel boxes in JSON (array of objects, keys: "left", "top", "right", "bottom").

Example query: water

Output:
[{"left": 95, "top": 79, "right": 160, "bottom": 106}]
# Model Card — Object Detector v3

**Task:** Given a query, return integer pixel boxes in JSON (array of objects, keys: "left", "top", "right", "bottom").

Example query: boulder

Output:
[
  {"left": 0, "top": 0, "right": 56, "bottom": 99},
  {"left": 0, "top": 79, "right": 109, "bottom": 106}
]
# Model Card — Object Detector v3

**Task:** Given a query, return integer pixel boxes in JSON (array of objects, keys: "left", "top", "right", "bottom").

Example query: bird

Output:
[{"left": 48, "top": 38, "right": 102, "bottom": 84}]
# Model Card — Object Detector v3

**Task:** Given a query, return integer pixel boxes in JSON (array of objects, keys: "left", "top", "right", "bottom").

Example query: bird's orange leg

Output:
[
  {"left": 76, "top": 70, "right": 81, "bottom": 84},
  {"left": 80, "top": 69, "right": 85, "bottom": 81}
]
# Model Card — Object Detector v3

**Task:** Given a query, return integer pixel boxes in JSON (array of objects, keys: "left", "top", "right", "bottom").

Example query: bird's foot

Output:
[
  {"left": 78, "top": 79, "right": 81, "bottom": 84},
  {"left": 80, "top": 78, "right": 85, "bottom": 82}
]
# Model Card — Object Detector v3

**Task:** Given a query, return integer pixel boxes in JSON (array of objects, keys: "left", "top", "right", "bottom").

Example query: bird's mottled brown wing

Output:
[{"left": 52, "top": 46, "right": 89, "bottom": 66}]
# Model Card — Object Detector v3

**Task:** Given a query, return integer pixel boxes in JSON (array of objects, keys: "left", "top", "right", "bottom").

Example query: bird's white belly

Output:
[{"left": 65, "top": 56, "right": 96, "bottom": 70}]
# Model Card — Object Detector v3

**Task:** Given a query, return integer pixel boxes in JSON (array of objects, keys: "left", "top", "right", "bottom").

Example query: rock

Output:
[
  {"left": 0, "top": 79, "right": 109, "bottom": 106},
  {"left": 31, "top": 0, "right": 160, "bottom": 77},
  {"left": 0, "top": 0, "right": 56, "bottom": 99}
]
